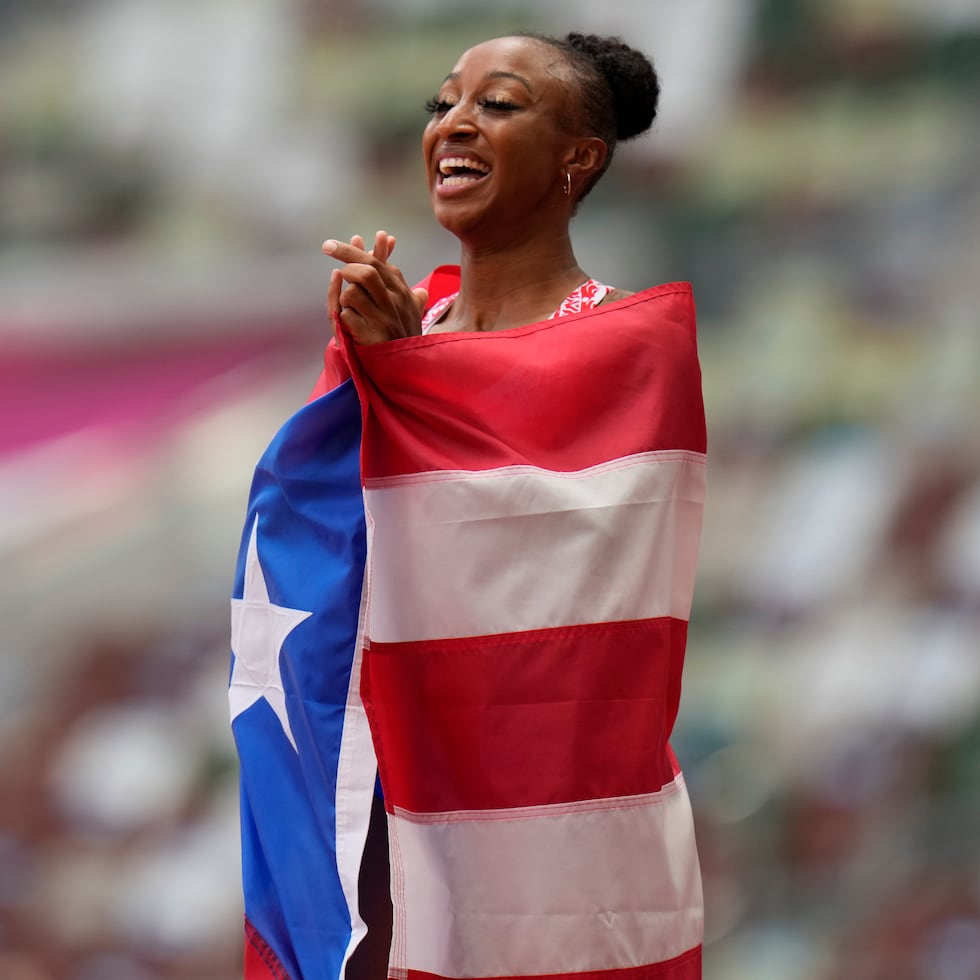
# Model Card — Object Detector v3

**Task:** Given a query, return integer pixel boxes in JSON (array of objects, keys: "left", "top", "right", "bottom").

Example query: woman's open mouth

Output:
[{"left": 437, "top": 156, "right": 491, "bottom": 188}]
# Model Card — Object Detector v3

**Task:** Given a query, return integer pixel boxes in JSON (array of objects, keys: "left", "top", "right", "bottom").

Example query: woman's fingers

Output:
[
  {"left": 373, "top": 230, "right": 397, "bottom": 263},
  {"left": 323, "top": 237, "right": 389, "bottom": 271},
  {"left": 322, "top": 231, "right": 421, "bottom": 344},
  {"left": 323, "top": 239, "right": 409, "bottom": 294},
  {"left": 326, "top": 268, "right": 343, "bottom": 321},
  {"left": 338, "top": 262, "right": 396, "bottom": 313}
]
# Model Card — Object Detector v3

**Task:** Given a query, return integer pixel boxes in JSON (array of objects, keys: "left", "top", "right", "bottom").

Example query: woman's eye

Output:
[
  {"left": 424, "top": 97, "right": 455, "bottom": 115},
  {"left": 480, "top": 98, "right": 520, "bottom": 112},
  {"left": 424, "top": 96, "right": 520, "bottom": 116}
]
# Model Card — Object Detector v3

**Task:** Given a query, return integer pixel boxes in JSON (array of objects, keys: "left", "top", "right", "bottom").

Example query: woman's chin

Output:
[{"left": 432, "top": 198, "right": 486, "bottom": 238}]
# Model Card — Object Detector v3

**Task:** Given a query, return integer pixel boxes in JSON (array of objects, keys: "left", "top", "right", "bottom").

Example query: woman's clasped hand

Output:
[{"left": 323, "top": 231, "right": 429, "bottom": 345}]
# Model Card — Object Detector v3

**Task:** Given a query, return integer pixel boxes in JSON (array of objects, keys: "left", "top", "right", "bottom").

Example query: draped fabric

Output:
[{"left": 230, "top": 267, "right": 706, "bottom": 979}]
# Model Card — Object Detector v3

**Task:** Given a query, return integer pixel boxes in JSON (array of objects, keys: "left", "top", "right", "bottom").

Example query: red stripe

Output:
[
  {"left": 308, "top": 339, "right": 351, "bottom": 400},
  {"left": 243, "top": 917, "right": 291, "bottom": 980},
  {"left": 362, "top": 618, "right": 688, "bottom": 813},
  {"left": 348, "top": 283, "right": 704, "bottom": 479},
  {"left": 398, "top": 944, "right": 702, "bottom": 980}
]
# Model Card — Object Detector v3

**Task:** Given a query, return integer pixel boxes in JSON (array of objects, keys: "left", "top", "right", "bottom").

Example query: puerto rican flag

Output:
[{"left": 230, "top": 267, "right": 706, "bottom": 979}]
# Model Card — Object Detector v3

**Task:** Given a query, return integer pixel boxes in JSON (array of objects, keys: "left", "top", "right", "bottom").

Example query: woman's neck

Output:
[{"left": 443, "top": 232, "right": 588, "bottom": 333}]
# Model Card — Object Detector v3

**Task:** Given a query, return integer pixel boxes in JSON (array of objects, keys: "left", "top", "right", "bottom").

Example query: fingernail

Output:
[{"left": 322, "top": 240, "right": 337, "bottom": 253}]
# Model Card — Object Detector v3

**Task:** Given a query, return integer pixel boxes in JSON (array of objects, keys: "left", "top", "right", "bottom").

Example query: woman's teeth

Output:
[{"left": 438, "top": 157, "right": 490, "bottom": 185}]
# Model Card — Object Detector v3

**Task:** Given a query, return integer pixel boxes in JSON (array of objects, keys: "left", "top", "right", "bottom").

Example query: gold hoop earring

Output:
[{"left": 563, "top": 170, "right": 571, "bottom": 198}]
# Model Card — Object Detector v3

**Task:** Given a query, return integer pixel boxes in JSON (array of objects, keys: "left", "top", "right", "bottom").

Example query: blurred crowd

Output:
[{"left": 1, "top": 1, "right": 978, "bottom": 978}]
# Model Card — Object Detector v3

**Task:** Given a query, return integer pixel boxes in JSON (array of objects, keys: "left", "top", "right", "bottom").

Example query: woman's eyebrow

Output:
[
  {"left": 442, "top": 70, "right": 534, "bottom": 93},
  {"left": 486, "top": 70, "right": 533, "bottom": 91}
]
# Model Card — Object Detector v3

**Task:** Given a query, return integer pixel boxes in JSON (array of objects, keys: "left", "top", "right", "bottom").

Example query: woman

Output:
[
  {"left": 230, "top": 31, "right": 706, "bottom": 980},
  {"left": 321, "top": 32, "right": 653, "bottom": 343}
]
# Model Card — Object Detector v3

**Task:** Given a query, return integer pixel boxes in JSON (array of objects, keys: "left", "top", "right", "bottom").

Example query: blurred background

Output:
[{"left": 1, "top": 0, "right": 979, "bottom": 978}]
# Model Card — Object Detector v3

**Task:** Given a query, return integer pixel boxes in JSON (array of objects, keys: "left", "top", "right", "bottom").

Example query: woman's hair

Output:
[{"left": 523, "top": 31, "right": 660, "bottom": 199}]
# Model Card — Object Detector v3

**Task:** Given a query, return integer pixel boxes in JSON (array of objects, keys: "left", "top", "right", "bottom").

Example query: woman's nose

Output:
[{"left": 434, "top": 102, "right": 477, "bottom": 138}]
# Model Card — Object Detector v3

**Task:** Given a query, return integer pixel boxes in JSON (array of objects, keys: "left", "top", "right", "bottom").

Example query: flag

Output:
[
  {"left": 229, "top": 375, "right": 374, "bottom": 979},
  {"left": 231, "top": 267, "right": 707, "bottom": 979},
  {"left": 229, "top": 266, "right": 461, "bottom": 979},
  {"left": 346, "top": 277, "right": 707, "bottom": 979}
]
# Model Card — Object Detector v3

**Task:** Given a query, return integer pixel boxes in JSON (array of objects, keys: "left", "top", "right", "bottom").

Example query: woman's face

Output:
[{"left": 421, "top": 36, "right": 579, "bottom": 243}]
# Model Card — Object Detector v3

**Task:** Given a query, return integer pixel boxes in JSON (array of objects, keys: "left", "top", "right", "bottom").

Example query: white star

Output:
[{"left": 229, "top": 515, "right": 312, "bottom": 751}]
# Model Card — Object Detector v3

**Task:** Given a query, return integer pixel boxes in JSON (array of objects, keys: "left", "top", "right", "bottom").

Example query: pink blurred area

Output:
[
  {"left": 0, "top": 314, "right": 316, "bottom": 458},
  {"left": 1, "top": 2, "right": 979, "bottom": 979}
]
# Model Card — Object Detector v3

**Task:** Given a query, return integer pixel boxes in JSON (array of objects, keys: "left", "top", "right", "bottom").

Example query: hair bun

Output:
[{"left": 565, "top": 32, "right": 660, "bottom": 141}]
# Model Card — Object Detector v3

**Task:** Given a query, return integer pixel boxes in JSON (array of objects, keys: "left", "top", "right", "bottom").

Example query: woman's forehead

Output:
[{"left": 447, "top": 36, "right": 570, "bottom": 84}]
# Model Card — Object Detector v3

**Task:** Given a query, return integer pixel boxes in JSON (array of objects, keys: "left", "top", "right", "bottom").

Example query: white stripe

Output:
[
  {"left": 335, "top": 550, "right": 379, "bottom": 973},
  {"left": 387, "top": 776, "right": 704, "bottom": 978},
  {"left": 364, "top": 452, "right": 706, "bottom": 642}
]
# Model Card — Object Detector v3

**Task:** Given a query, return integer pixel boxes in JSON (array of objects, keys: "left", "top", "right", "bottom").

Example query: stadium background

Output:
[{"left": 1, "top": 1, "right": 978, "bottom": 977}]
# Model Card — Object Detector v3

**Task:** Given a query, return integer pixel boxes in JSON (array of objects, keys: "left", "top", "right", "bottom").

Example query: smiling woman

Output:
[
  {"left": 321, "top": 32, "right": 663, "bottom": 340},
  {"left": 230, "top": 30, "right": 706, "bottom": 980}
]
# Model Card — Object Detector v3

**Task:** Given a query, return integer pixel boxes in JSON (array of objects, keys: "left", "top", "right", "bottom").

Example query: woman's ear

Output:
[{"left": 565, "top": 137, "right": 608, "bottom": 189}]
